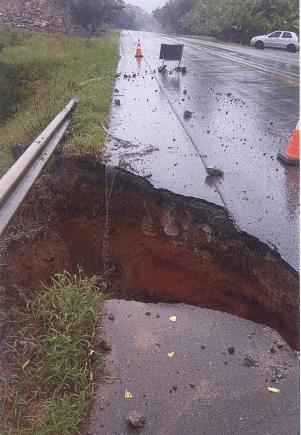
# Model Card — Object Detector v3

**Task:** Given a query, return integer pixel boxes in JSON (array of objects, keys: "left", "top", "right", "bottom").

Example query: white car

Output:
[{"left": 250, "top": 31, "right": 299, "bottom": 52}]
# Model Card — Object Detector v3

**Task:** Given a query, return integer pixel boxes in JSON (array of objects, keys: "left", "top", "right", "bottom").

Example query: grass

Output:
[
  {"left": 1, "top": 272, "right": 106, "bottom": 434},
  {"left": 0, "top": 27, "right": 120, "bottom": 176}
]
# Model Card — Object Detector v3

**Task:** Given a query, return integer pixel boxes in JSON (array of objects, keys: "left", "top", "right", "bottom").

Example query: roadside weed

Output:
[
  {"left": 0, "top": 28, "right": 120, "bottom": 176},
  {"left": 1, "top": 272, "right": 106, "bottom": 433}
]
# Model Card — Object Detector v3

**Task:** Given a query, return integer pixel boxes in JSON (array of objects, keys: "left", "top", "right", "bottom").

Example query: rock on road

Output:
[{"left": 106, "top": 31, "right": 299, "bottom": 271}]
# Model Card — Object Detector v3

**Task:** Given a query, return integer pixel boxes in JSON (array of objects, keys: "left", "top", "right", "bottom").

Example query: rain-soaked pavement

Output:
[
  {"left": 88, "top": 300, "right": 299, "bottom": 435},
  {"left": 106, "top": 31, "right": 299, "bottom": 270},
  {"left": 160, "top": 34, "right": 299, "bottom": 82}
]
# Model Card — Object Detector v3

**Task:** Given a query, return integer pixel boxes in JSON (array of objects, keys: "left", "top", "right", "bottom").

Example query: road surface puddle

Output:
[{"left": 1, "top": 156, "right": 299, "bottom": 348}]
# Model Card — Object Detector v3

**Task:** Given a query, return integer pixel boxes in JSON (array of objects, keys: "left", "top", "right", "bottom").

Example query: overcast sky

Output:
[{"left": 126, "top": 0, "right": 167, "bottom": 13}]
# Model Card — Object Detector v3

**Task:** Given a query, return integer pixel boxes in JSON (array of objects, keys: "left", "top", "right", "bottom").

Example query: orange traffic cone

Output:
[
  {"left": 277, "top": 121, "right": 299, "bottom": 166},
  {"left": 135, "top": 39, "right": 143, "bottom": 58}
]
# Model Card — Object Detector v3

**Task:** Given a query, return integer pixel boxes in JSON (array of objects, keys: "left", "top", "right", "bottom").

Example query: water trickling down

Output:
[{"left": 103, "top": 165, "right": 117, "bottom": 275}]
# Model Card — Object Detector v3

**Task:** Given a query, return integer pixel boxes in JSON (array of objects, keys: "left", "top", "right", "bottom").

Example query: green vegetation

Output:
[
  {"left": 0, "top": 27, "right": 119, "bottom": 176},
  {"left": 0, "top": 60, "right": 19, "bottom": 121},
  {"left": 1, "top": 272, "right": 106, "bottom": 434},
  {"left": 61, "top": 0, "right": 158, "bottom": 33},
  {"left": 71, "top": 0, "right": 124, "bottom": 33},
  {"left": 0, "top": 28, "right": 26, "bottom": 123},
  {"left": 153, "top": 0, "right": 299, "bottom": 43}
]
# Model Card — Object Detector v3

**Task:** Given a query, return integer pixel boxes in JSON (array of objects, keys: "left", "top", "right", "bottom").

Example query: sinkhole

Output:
[{"left": 1, "top": 156, "right": 299, "bottom": 348}]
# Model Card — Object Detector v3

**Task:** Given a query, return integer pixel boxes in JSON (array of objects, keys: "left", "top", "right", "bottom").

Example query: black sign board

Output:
[{"left": 159, "top": 44, "right": 184, "bottom": 62}]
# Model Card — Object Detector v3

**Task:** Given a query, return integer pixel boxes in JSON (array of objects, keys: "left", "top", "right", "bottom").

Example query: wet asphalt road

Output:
[
  {"left": 88, "top": 300, "right": 300, "bottom": 435},
  {"left": 107, "top": 31, "right": 299, "bottom": 270},
  {"left": 161, "top": 34, "right": 299, "bottom": 82}
]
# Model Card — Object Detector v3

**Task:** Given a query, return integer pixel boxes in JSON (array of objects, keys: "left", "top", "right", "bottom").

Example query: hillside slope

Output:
[{"left": 0, "top": 0, "right": 77, "bottom": 34}]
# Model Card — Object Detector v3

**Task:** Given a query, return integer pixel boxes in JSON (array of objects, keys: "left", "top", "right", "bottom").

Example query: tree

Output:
[
  {"left": 154, "top": 0, "right": 299, "bottom": 43},
  {"left": 153, "top": 0, "right": 198, "bottom": 33},
  {"left": 115, "top": 5, "right": 137, "bottom": 30},
  {"left": 115, "top": 4, "right": 160, "bottom": 31},
  {"left": 71, "top": 0, "right": 124, "bottom": 32}
]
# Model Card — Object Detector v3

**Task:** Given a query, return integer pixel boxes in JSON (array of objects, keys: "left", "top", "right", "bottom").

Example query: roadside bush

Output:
[
  {"left": 0, "top": 27, "right": 25, "bottom": 122},
  {"left": 154, "top": 0, "right": 299, "bottom": 43},
  {"left": 0, "top": 26, "right": 26, "bottom": 50},
  {"left": 0, "top": 60, "right": 19, "bottom": 122},
  {"left": 71, "top": 0, "right": 124, "bottom": 32}
]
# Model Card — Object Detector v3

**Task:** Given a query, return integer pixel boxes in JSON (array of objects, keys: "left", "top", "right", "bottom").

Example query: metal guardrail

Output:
[{"left": 0, "top": 96, "right": 79, "bottom": 237}]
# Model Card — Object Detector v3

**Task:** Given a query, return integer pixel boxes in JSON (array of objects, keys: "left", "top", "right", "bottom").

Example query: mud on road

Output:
[{"left": 1, "top": 156, "right": 299, "bottom": 349}]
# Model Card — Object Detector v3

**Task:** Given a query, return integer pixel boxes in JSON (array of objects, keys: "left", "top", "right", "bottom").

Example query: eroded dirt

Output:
[{"left": 0, "top": 156, "right": 299, "bottom": 348}]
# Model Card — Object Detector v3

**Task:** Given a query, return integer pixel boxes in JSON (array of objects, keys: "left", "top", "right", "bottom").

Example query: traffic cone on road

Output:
[
  {"left": 135, "top": 39, "right": 143, "bottom": 58},
  {"left": 277, "top": 121, "right": 299, "bottom": 166}
]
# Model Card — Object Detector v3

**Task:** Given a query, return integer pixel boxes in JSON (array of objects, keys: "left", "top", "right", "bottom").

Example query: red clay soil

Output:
[{"left": 1, "top": 156, "right": 299, "bottom": 348}]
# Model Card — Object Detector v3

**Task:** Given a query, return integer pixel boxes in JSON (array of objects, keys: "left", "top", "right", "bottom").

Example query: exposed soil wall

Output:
[{"left": 0, "top": 156, "right": 299, "bottom": 348}]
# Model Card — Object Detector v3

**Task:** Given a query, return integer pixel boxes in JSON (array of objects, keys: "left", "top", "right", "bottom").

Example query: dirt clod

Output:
[
  {"left": 127, "top": 411, "right": 146, "bottom": 428},
  {"left": 205, "top": 167, "right": 224, "bottom": 177},
  {"left": 243, "top": 355, "right": 258, "bottom": 368},
  {"left": 158, "top": 65, "right": 167, "bottom": 73},
  {"left": 99, "top": 340, "right": 112, "bottom": 352},
  {"left": 184, "top": 110, "right": 192, "bottom": 119}
]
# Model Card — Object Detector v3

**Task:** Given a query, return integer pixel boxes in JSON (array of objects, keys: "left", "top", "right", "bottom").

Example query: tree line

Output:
[
  {"left": 55, "top": 0, "right": 157, "bottom": 33},
  {"left": 68, "top": 0, "right": 124, "bottom": 32},
  {"left": 115, "top": 4, "right": 160, "bottom": 32},
  {"left": 153, "top": 0, "right": 299, "bottom": 43}
]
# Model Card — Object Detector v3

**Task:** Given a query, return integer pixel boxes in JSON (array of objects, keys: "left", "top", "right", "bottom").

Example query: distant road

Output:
[{"left": 161, "top": 34, "right": 300, "bottom": 83}]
